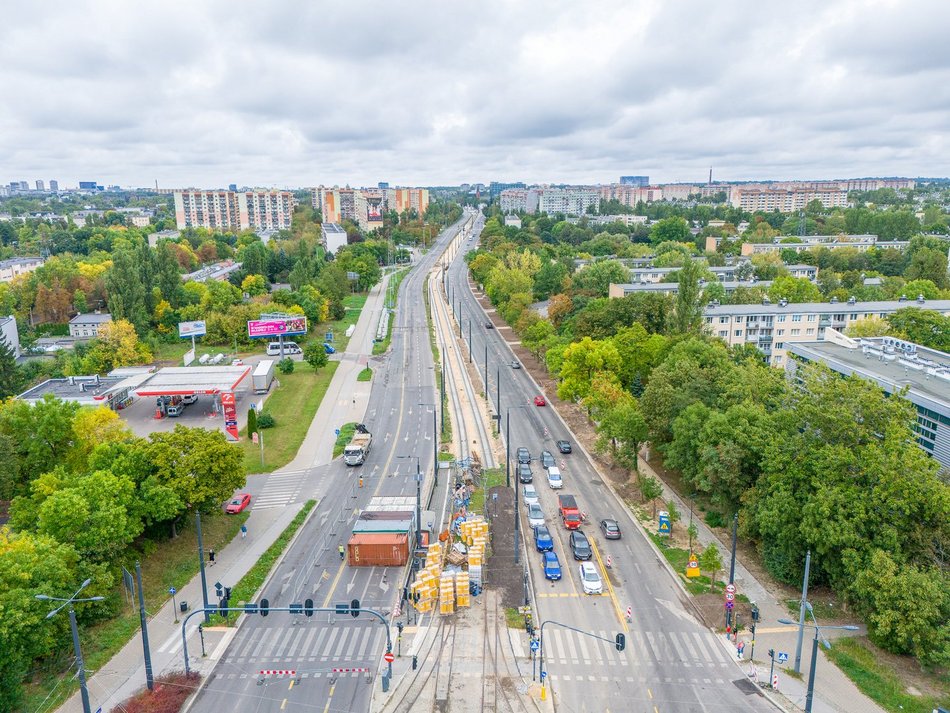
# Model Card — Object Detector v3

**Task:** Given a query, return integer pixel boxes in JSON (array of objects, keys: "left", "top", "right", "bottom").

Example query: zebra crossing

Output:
[
  {"left": 252, "top": 470, "right": 307, "bottom": 510},
  {"left": 542, "top": 627, "right": 733, "bottom": 672},
  {"left": 224, "top": 621, "right": 384, "bottom": 671}
]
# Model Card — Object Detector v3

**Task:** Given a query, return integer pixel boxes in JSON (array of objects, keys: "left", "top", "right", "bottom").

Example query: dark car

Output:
[
  {"left": 534, "top": 524, "right": 554, "bottom": 552},
  {"left": 517, "top": 447, "right": 531, "bottom": 464},
  {"left": 556, "top": 439, "right": 573, "bottom": 454},
  {"left": 540, "top": 450, "right": 555, "bottom": 469},
  {"left": 600, "top": 518, "right": 622, "bottom": 540},
  {"left": 518, "top": 463, "right": 533, "bottom": 484},
  {"left": 485, "top": 321, "right": 494, "bottom": 329},
  {"left": 511, "top": 360, "right": 521, "bottom": 369},
  {"left": 569, "top": 530, "right": 592, "bottom": 561}
]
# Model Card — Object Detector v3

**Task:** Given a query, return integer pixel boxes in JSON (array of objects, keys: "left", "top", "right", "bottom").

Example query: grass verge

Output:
[
  {"left": 372, "top": 269, "right": 409, "bottom": 356},
  {"left": 357, "top": 367, "right": 373, "bottom": 382},
  {"left": 327, "top": 293, "right": 368, "bottom": 352},
  {"left": 21, "top": 513, "right": 246, "bottom": 713},
  {"left": 824, "top": 637, "right": 949, "bottom": 713},
  {"left": 333, "top": 422, "right": 358, "bottom": 459},
  {"left": 208, "top": 500, "right": 317, "bottom": 626},
  {"left": 471, "top": 467, "right": 506, "bottom": 514},
  {"left": 241, "top": 363, "right": 338, "bottom": 473},
  {"left": 504, "top": 607, "right": 526, "bottom": 629},
  {"left": 422, "top": 274, "right": 453, "bottom": 445}
]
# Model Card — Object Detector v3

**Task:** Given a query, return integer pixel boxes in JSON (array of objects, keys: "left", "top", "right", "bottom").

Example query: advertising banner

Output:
[
  {"left": 178, "top": 320, "right": 207, "bottom": 338},
  {"left": 221, "top": 392, "right": 239, "bottom": 441},
  {"left": 247, "top": 316, "right": 308, "bottom": 339}
]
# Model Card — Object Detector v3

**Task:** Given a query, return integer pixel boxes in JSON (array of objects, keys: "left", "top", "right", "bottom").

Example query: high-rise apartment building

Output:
[
  {"left": 173, "top": 190, "right": 294, "bottom": 231},
  {"left": 620, "top": 175, "right": 649, "bottom": 187},
  {"left": 729, "top": 186, "right": 849, "bottom": 212},
  {"left": 49, "top": 180, "right": 58, "bottom": 191},
  {"left": 35, "top": 180, "right": 44, "bottom": 191}
]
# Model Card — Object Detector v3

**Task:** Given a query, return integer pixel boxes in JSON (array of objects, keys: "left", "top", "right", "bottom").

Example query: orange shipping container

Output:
[{"left": 347, "top": 533, "right": 410, "bottom": 567}]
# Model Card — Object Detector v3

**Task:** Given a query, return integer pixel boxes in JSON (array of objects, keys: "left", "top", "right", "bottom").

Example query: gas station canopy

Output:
[{"left": 134, "top": 366, "right": 251, "bottom": 396}]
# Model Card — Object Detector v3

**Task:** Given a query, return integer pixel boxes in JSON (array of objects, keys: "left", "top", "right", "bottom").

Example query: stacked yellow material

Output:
[
  {"left": 410, "top": 571, "right": 436, "bottom": 613},
  {"left": 468, "top": 539, "right": 485, "bottom": 587},
  {"left": 439, "top": 572, "right": 455, "bottom": 615},
  {"left": 425, "top": 542, "right": 443, "bottom": 569},
  {"left": 455, "top": 571, "right": 470, "bottom": 607},
  {"left": 459, "top": 517, "right": 489, "bottom": 546}
]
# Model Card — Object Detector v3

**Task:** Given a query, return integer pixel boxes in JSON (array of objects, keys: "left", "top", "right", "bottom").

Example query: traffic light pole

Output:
[{"left": 538, "top": 619, "right": 625, "bottom": 700}]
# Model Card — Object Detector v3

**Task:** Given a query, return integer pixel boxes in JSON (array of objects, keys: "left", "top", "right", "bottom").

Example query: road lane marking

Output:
[
  {"left": 281, "top": 698, "right": 287, "bottom": 709},
  {"left": 590, "top": 539, "right": 627, "bottom": 632}
]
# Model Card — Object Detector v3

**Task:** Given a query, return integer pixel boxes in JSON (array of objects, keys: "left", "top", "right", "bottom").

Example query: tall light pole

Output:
[
  {"left": 36, "top": 579, "right": 106, "bottom": 713},
  {"left": 794, "top": 550, "right": 812, "bottom": 674},
  {"left": 779, "top": 611, "right": 858, "bottom": 713},
  {"left": 506, "top": 404, "right": 528, "bottom": 564},
  {"left": 726, "top": 512, "right": 738, "bottom": 633}
]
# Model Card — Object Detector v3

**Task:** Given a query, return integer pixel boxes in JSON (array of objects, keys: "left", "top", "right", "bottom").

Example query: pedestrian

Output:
[
  {"left": 209, "top": 548, "right": 216, "bottom": 566},
  {"left": 241, "top": 524, "right": 247, "bottom": 539},
  {"left": 338, "top": 544, "right": 345, "bottom": 561}
]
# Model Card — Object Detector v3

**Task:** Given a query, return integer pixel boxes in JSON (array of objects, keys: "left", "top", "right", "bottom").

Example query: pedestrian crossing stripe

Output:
[{"left": 537, "top": 592, "right": 608, "bottom": 598}]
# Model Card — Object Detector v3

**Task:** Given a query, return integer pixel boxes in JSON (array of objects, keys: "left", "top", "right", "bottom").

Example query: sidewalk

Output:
[
  {"left": 55, "top": 277, "right": 392, "bottom": 713},
  {"left": 636, "top": 454, "right": 885, "bottom": 713}
]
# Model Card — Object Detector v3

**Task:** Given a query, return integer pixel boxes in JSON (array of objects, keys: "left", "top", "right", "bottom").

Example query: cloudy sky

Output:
[{"left": 2, "top": 1, "right": 948, "bottom": 189}]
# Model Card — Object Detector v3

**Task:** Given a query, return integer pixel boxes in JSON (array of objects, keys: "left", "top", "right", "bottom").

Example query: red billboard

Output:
[{"left": 247, "top": 316, "right": 308, "bottom": 339}]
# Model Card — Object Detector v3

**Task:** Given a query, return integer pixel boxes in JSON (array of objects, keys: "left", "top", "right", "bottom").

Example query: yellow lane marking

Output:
[
  {"left": 755, "top": 626, "right": 800, "bottom": 634},
  {"left": 280, "top": 699, "right": 287, "bottom": 710},
  {"left": 288, "top": 679, "right": 295, "bottom": 690},
  {"left": 590, "top": 540, "right": 627, "bottom": 632},
  {"left": 322, "top": 683, "right": 335, "bottom": 713},
  {"left": 647, "top": 688, "right": 653, "bottom": 699}
]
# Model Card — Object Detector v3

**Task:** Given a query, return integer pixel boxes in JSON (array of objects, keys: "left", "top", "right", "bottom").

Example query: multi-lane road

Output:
[{"left": 441, "top": 214, "right": 775, "bottom": 713}]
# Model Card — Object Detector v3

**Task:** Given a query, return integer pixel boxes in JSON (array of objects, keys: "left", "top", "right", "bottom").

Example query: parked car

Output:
[
  {"left": 569, "top": 530, "right": 592, "bottom": 560},
  {"left": 534, "top": 395, "right": 546, "bottom": 407},
  {"left": 323, "top": 342, "right": 336, "bottom": 354},
  {"left": 547, "top": 467, "right": 563, "bottom": 489},
  {"left": 600, "top": 518, "right": 622, "bottom": 540},
  {"left": 522, "top": 484, "right": 539, "bottom": 507},
  {"left": 527, "top": 503, "right": 545, "bottom": 528},
  {"left": 511, "top": 360, "right": 521, "bottom": 369},
  {"left": 226, "top": 493, "right": 251, "bottom": 513},
  {"left": 556, "top": 439, "right": 573, "bottom": 454},
  {"left": 517, "top": 447, "right": 531, "bottom": 464},
  {"left": 533, "top": 524, "right": 554, "bottom": 552},
  {"left": 518, "top": 463, "right": 533, "bottom": 484},
  {"left": 540, "top": 450, "right": 555, "bottom": 469},
  {"left": 579, "top": 561, "right": 603, "bottom": 594},
  {"left": 542, "top": 551, "right": 562, "bottom": 581}
]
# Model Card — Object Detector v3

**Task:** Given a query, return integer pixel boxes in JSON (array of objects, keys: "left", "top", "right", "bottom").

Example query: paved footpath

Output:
[
  {"left": 54, "top": 275, "right": 393, "bottom": 713},
  {"left": 636, "top": 454, "right": 885, "bottom": 713}
]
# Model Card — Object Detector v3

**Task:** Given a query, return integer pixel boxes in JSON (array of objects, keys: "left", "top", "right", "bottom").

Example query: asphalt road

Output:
[
  {"left": 189, "top": 212, "right": 477, "bottom": 713},
  {"left": 442, "top": 216, "right": 775, "bottom": 713}
]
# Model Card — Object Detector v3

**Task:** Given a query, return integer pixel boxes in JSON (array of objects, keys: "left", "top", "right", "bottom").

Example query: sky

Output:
[{"left": 2, "top": 0, "right": 949, "bottom": 189}]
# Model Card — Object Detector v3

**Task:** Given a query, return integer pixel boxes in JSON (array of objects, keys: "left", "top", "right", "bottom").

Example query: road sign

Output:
[
  {"left": 777, "top": 652, "right": 789, "bottom": 663},
  {"left": 686, "top": 556, "right": 700, "bottom": 578},
  {"left": 725, "top": 592, "right": 735, "bottom": 602},
  {"left": 725, "top": 600, "right": 734, "bottom": 610},
  {"left": 335, "top": 428, "right": 340, "bottom": 436},
  {"left": 530, "top": 639, "right": 540, "bottom": 652},
  {"left": 169, "top": 587, "right": 176, "bottom": 595},
  {"left": 726, "top": 583, "right": 736, "bottom": 594},
  {"left": 384, "top": 651, "right": 395, "bottom": 664},
  {"left": 540, "top": 670, "right": 547, "bottom": 680}
]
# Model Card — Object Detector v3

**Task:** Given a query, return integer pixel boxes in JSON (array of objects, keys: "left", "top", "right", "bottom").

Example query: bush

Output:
[
  {"left": 257, "top": 411, "right": 276, "bottom": 429},
  {"left": 114, "top": 671, "right": 202, "bottom": 713},
  {"left": 704, "top": 510, "right": 726, "bottom": 529},
  {"left": 278, "top": 357, "right": 294, "bottom": 374},
  {"left": 246, "top": 406, "right": 258, "bottom": 436}
]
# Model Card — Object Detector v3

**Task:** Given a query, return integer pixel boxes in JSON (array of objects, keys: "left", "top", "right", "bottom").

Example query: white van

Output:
[{"left": 267, "top": 341, "right": 301, "bottom": 356}]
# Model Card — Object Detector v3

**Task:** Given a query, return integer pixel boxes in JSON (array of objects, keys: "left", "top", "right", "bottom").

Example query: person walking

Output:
[
  {"left": 338, "top": 544, "right": 345, "bottom": 561},
  {"left": 241, "top": 524, "right": 247, "bottom": 539},
  {"left": 209, "top": 548, "right": 216, "bottom": 566}
]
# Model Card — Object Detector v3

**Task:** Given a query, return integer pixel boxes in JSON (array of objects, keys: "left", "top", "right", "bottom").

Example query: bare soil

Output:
[{"left": 483, "top": 485, "right": 525, "bottom": 611}]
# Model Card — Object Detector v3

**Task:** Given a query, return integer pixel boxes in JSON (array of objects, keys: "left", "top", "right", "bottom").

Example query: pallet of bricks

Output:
[
  {"left": 410, "top": 542, "right": 444, "bottom": 613},
  {"left": 459, "top": 515, "right": 488, "bottom": 599}
]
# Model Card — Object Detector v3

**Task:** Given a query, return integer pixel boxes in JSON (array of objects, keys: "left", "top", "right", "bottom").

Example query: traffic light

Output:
[
  {"left": 751, "top": 605, "right": 759, "bottom": 622},
  {"left": 219, "top": 598, "right": 229, "bottom": 615},
  {"left": 260, "top": 598, "right": 269, "bottom": 617},
  {"left": 615, "top": 633, "right": 626, "bottom": 652},
  {"left": 351, "top": 598, "right": 360, "bottom": 618},
  {"left": 768, "top": 648, "right": 775, "bottom": 659},
  {"left": 305, "top": 598, "right": 314, "bottom": 617}
]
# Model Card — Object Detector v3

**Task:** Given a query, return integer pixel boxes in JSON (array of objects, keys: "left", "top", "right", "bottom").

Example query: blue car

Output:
[
  {"left": 323, "top": 342, "right": 335, "bottom": 354},
  {"left": 542, "top": 551, "right": 562, "bottom": 581},
  {"left": 534, "top": 524, "right": 554, "bottom": 552}
]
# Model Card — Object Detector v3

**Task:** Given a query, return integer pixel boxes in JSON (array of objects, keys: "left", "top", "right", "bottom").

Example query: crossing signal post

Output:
[{"left": 615, "top": 633, "right": 626, "bottom": 652}]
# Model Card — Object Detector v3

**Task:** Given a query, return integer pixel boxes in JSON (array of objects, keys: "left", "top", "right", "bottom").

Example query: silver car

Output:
[
  {"left": 522, "top": 484, "right": 539, "bottom": 507},
  {"left": 527, "top": 502, "right": 545, "bottom": 528}
]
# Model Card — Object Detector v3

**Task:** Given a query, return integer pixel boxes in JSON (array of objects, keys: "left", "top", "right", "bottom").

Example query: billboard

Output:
[
  {"left": 179, "top": 320, "right": 206, "bottom": 338},
  {"left": 247, "top": 316, "right": 308, "bottom": 339}
]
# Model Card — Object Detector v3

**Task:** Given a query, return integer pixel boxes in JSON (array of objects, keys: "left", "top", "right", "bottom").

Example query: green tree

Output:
[
  {"left": 596, "top": 398, "right": 648, "bottom": 470},
  {"left": 665, "top": 499, "right": 681, "bottom": 535},
  {"left": 904, "top": 247, "right": 949, "bottom": 289},
  {"left": 533, "top": 261, "right": 569, "bottom": 300},
  {"left": 0, "top": 337, "right": 21, "bottom": 400},
  {"left": 241, "top": 274, "right": 267, "bottom": 296},
  {"left": 0, "top": 395, "right": 79, "bottom": 495},
  {"left": 886, "top": 308, "right": 950, "bottom": 351},
  {"left": 767, "top": 276, "right": 822, "bottom": 303},
  {"left": 674, "top": 258, "right": 705, "bottom": 334},
  {"left": 699, "top": 542, "right": 723, "bottom": 591},
  {"left": 155, "top": 242, "right": 183, "bottom": 306},
  {"left": 557, "top": 337, "right": 621, "bottom": 405},
  {"left": 650, "top": 217, "right": 691, "bottom": 245},
  {"left": 246, "top": 406, "right": 258, "bottom": 437},
  {"left": 106, "top": 250, "right": 149, "bottom": 332},
  {"left": 304, "top": 344, "right": 328, "bottom": 371},
  {"left": 571, "top": 260, "right": 629, "bottom": 298},
  {"left": 278, "top": 357, "right": 295, "bottom": 374},
  {"left": 639, "top": 475, "right": 664, "bottom": 518}
]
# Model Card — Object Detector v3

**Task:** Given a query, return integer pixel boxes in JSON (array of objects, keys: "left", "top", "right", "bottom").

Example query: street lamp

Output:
[
  {"left": 398, "top": 455, "right": 424, "bottom": 550},
  {"left": 778, "top": 608, "right": 858, "bottom": 713},
  {"left": 36, "top": 578, "right": 106, "bottom": 713}
]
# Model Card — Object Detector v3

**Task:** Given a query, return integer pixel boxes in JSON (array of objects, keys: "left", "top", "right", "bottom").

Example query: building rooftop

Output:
[
  {"left": 0, "top": 256, "right": 44, "bottom": 268},
  {"left": 69, "top": 312, "right": 113, "bottom": 324},
  {"left": 133, "top": 366, "right": 251, "bottom": 396},
  {"left": 615, "top": 280, "right": 773, "bottom": 293},
  {"left": 18, "top": 374, "right": 126, "bottom": 404},
  {"left": 789, "top": 337, "right": 950, "bottom": 413},
  {"left": 703, "top": 298, "right": 950, "bottom": 316}
]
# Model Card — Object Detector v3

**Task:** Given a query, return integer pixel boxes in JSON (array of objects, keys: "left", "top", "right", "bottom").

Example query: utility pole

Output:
[
  {"left": 415, "top": 460, "right": 423, "bottom": 550},
  {"left": 726, "top": 512, "right": 738, "bottom": 633},
  {"left": 135, "top": 562, "right": 154, "bottom": 691},
  {"left": 468, "top": 321, "right": 472, "bottom": 363},
  {"left": 196, "top": 512, "right": 211, "bottom": 623},
  {"left": 794, "top": 550, "right": 812, "bottom": 674},
  {"left": 505, "top": 410, "right": 511, "bottom": 487}
]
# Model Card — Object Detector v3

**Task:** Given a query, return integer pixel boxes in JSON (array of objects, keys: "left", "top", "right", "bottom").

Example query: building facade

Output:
[
  {"left": 729, "top": 186, "right": 850, "bottom": 212},
  {"left": 787, "top": 335, "right": 949, "bottom": 471},
  {"left": 173, "top": 190, "right": 294, "bottom": 231},
  {"left": 0, "top": 256, "right": 44, "bottom": 283},
  {"left": 739, "top": 235, "right": 906, "bottom": 256},
  {"left": 625, "top": 263, "right": 816, "bottom": 284},
  {"left": 703, "top": 297, "right": 950, "bottom": 368},
  {"left": 69, "top": 312, "right": 113, "bottom": 338},
  {"left": 321, "top": 223, "right": 348, "bottom": 254},
  {"left": 620, "top": 175, "right": 649, "bottom": 187},
  {"left": 0, "top": 315, "right": 20, "bottom": 358}
]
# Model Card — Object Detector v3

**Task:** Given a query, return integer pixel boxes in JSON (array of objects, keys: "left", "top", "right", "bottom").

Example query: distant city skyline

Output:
[{"left": 2, "top": 1, "right": 948, "bottom": 187}]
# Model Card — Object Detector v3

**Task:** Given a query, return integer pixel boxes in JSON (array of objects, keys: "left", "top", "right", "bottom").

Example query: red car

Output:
[
  {"left": 226, "top": 493, "right": 251, "bottom": 513},
  {"left": 534, "top": 395, "right": 546, "bottom": 407}
]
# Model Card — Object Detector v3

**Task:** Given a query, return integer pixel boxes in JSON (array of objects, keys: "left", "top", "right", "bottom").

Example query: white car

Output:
[
  {"left": 579, "top": 562, "right": 603, "bottom": 595},
  {"left": 522, "top": 484, "right": 539, "bottom": 507},
  {"left": 527, "top": 502, "right": 545, "bottom": 528},
  {"left": 546, "top": 466, "right": 563, "bottom": 489}
]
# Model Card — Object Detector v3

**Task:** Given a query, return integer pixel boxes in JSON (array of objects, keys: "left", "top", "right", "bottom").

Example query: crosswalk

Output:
[
  {"left": 225, "top": 621, "right": 383, "bottom": 671},
  {"left": 252, "top": 471, "right": 307, "bottom": 510}
]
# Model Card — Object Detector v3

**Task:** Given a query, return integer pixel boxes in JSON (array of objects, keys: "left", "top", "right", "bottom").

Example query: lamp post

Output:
[
  {"left": 398, "top": 455, "right": 424, "bottom": 550},
  {"left": 726, "top": 512, "right": 738, "bottom": 633},
  {"left": 778, "top": 611, "right": 858, "bottom": 713},
  {"left": 36, "top": 579, "right": 106, "bottom": 713}
]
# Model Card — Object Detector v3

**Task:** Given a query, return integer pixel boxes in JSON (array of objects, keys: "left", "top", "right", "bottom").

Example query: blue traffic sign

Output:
[
  {"left": 530, "top": 639, "right": 540, "bottom": 652},
  {"left": 335, "top": 429, "right": 340, "bottom": 436},
  {"left": 169, "top": 587, "right": 176, "bottom": 595},
  {"left": 777, "top": 652, "right": 789, "bottom": 663},
  {"left": 540, "top": 670, "right": 547, "bottom": 680}
]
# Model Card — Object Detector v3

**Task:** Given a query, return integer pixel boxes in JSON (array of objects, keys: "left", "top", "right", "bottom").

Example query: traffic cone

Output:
[{"left": 606, "top": 555, "right": 612, "bottom": 569}]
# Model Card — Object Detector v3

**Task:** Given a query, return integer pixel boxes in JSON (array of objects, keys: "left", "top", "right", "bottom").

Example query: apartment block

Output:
[
  {"left": 0, "top": 256, "right": 45, "bottom": 283},
  {"left": 787, "top": 335, "right": 949, "bottom": 471},
  {"left": 499, "top": 188, "right": 539, "bottom": 214},
  {"left": 173, "top": 190, "right": 293, "bottom": 231},
  {"left": 609, "top": 279, "right": 774, "bottom": 297},
  {"left": 313, "top": 186, "right": 426, "bottom": 232},
  {"left": 730, "top": 186, "right": 849, "bottom": 212},
  {"left": 740, "top": 235, "right": 907, "bottom": 256},
  {"left": 625, "top": 263, "right": 816, "bottom": 284},
  {"left": 321, "top": 223, "right": 348, "bottom": 254},
  {"left": 598, "top": 183, "right": 663, "bottom": 207},
  {"left": 535, "top": 187, "right": 600, "bottom": 215},
  {"left": 703, "top": 297, "right": 950, "bottom": 368}
]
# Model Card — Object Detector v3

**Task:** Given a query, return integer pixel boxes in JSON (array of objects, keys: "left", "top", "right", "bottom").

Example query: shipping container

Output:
[
  {"left": 253, "top": 360, "right": 276, "bottom": 394},
  {"left": 347, "top": 533, "right": 409, "bottom": 567}
]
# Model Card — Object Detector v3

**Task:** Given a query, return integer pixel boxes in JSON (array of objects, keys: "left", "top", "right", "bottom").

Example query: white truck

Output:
[
  {"left": 343, "top": 424, "right": 372, "bottom": 466},
  {"left": 252, "top": 360, "right": 276, "bottom": 394}
]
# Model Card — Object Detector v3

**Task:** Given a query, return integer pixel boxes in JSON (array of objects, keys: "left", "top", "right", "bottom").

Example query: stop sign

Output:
[{"left": 384, "top": 651, "right": 395, "bottom": 664}]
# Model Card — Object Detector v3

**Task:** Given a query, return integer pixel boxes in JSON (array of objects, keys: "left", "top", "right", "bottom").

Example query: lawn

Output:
[
  {"left": 357, "top": 367, "right": 373, "bottom": 382},
  {"left": 326, "top": 293, "right": 368, "bottom": 352},
  {"left": 824, "top": 637, "right": 950, "bottom": 713},
  {"left": 372, "top": 269, "right": 409, "bottom": 356},
  {"left": 241, "top": 363, "right": 339, "bottom": 473},
  {"left": 470, "top": 467, "right": 506, "bottom": 515},
  {"left": 333, "top": 422, "right": 358, "bottom": 459},
  {"left": 21, "top": 512, "right": 246, "bottom": 713}
]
